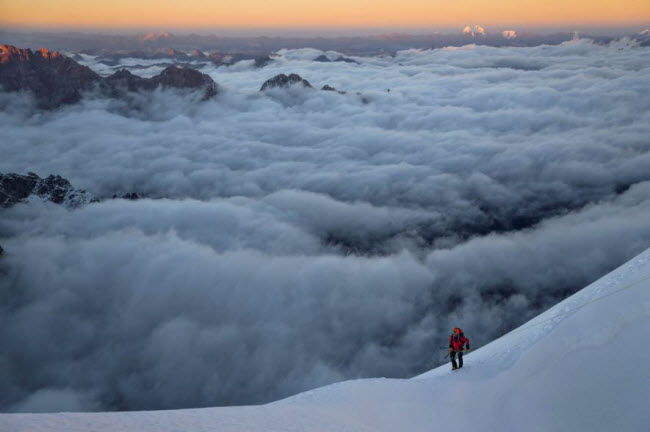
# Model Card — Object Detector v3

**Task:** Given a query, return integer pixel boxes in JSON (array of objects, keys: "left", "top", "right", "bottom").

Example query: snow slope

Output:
[{"left": 3, "top": 248, "right": 650, "bottom": 431}]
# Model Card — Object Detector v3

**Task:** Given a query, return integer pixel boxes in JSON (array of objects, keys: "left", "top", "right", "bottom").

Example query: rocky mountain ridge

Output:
[
  {"left": 0, "top": 44, "right": 104, "bottom": 109},
  {"left": 0, "top": 172, "right": 97, "bottom": 208},
  {"left": 106, "top": 65, "right": 217, "bottom": 100},
  {"left": 0, "top": 44, "right": 219, "bottom": 108}
]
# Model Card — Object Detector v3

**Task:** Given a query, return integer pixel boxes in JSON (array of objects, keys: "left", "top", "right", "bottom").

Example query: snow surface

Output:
[{"left": 3, "top": 248, "right": 650, "bottom": 431}]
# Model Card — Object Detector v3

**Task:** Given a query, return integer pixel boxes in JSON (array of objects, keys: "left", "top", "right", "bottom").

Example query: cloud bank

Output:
[{"left": 1, "top": 39, "right": 649, "bottom": 411}]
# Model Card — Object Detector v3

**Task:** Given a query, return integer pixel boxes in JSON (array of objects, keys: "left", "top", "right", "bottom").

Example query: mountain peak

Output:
[
  {"left": 260, "top": 73, "right": 313, "bottom": 91},
  {"left": 0, "top": 44, "right": 101, "bottom": 108},
  {"left": 463, "top": 24, "right": 486, "bottom": 36},
  {"left": 138, "top": 31, "right": 174, "bottom": 42},
  {"left": 36, "top": 47, "right": 61, "bottom": 59},
  {"left": 0, "top": 44, "right": 31, "bottom": 64},
  {"left": 0, "top": 172, "right": 96, "bottom": 208}
]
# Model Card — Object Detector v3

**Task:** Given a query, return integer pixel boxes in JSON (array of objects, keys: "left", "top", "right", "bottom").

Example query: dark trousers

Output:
[{"left": 451, "top": 350, "right": 463, "bottom": 369}]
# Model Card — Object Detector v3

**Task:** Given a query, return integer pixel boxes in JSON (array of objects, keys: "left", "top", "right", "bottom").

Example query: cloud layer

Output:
[{"left": 1, "top": 39, "right": 649, "bottom": 412}]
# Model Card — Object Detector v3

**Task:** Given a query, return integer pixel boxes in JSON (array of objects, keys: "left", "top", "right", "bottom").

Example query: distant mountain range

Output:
[
  {"left": 462, "top": 25, "right": 486, "bottom": 36},
  {"left": 2, "top": 27, "right": 648, "bottom": 61},
  {"left": 4, "top": 28, "right": 640, "bottom": 56}
]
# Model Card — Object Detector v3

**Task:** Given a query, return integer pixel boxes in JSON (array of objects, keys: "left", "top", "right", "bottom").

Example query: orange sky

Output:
[{"left": 2, "top": 0, "right": 649, "bottom": 30}]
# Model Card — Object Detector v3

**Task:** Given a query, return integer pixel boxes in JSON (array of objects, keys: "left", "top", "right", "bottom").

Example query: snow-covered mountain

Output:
[
  {"left": 4, "top": 248, "right": 649, "bottom": 431},
  {"left": 463, "top": 24, "right": 486, "bottom": 36},
  {"left": 137, "top": 31, "right": 174, "bottom": 42}
]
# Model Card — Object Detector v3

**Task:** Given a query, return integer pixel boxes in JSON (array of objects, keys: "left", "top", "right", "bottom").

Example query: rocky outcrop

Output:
[
  {"left": 106, "top": 66, "right": 217, "bottom": 100},
  {"left": 0, "top": 44, "right": 104, "bottom": 109},
  {"left": 260, "top": 73, "right": 312, "bottom": 91},
  {"left": 0, "top": 172, "right": 97, "bottom": 208},
  {"left": 314, "top": 54, "right": 331, "bottom": 62},
  {"left": 154, "top": 66, "right": 218, "bottom": 99}
]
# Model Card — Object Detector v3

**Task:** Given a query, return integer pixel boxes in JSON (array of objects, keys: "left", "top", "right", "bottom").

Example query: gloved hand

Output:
[
  {"left": 465, "top": 348, "right": 470, "bottom": 352},
  {"left": 449, "top": 348, "right": 453, "bottom": 353}
]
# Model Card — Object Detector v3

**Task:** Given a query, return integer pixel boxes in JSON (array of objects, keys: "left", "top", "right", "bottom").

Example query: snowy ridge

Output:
[
  {"left": 0, "top": 172, "right": 96, "bottom": 209},
  {"left": 3, "top": 248, "right": 650, "bottom": 431}
]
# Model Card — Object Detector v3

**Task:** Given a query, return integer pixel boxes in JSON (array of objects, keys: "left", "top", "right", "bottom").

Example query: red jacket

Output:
[{"left": 449, "top": 333, "right": 469, "bottom": 351}]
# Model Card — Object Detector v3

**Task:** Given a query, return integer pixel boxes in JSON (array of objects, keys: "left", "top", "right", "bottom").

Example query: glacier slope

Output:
[{"left": 3, "top": 248, "right": 649, "bottom": 431}]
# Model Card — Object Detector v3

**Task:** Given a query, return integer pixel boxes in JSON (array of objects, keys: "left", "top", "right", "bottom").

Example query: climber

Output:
[{"left": 449, "top": 327, "right": 470, "bottom": 370}]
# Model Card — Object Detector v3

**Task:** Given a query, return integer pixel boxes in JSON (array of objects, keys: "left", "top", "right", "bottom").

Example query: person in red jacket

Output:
[{"left": 449, "top": 327, "right": 470, "bottom": 370}]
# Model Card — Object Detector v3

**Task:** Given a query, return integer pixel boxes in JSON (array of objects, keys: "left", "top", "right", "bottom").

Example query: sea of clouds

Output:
[{"left": 1, "top": 38, "right": 649, "bottom": 412}]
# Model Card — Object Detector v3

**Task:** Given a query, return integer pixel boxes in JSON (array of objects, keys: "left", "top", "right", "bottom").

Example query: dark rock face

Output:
[
  {"left": 1, "top": 44, "right": 219, "bottom": 108},
  {"left": 0, "top": 172, "right": 39, "bottom": 207},
  {"left": 155, "top": 66, "right": 217, "bottom": 99},
  {"left": 260, "top": 73, "right": 313, "bottom": 91},
  {"left": 0, "top": 172, "right": 97, "bottom": 208},
  {"left": 314, "top": 54, "right": 331, "bottom": 62},
  {"left": 0, "top": 44, "right": 103, "bottom": 109}
]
